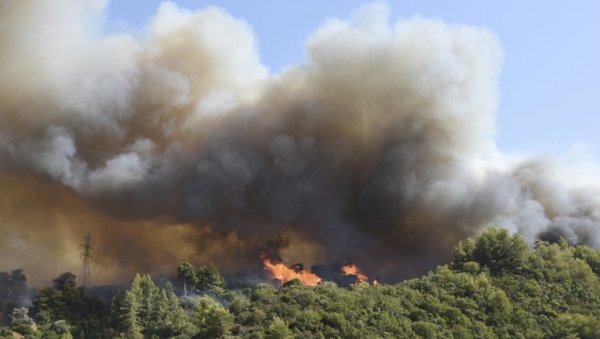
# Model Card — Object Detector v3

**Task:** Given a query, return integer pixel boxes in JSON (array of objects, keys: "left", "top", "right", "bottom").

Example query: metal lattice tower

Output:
[{"left": 78, "top": 232, "right": 94, "bottom": 288}]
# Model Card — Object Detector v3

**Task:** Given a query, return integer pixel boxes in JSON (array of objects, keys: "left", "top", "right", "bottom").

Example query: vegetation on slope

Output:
[{"left": 2, "top": 228, "right": 600, "bottom": 338}]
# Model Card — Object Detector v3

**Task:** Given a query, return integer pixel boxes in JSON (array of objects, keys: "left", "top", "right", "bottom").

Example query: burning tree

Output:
[{"left": 262, "top": 257, "right": 322, "bottom": 286}]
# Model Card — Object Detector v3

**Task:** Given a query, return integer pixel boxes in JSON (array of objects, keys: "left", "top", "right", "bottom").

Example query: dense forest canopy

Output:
[{"left": 2, "top": 228, "right": 600, "bottom": 338}]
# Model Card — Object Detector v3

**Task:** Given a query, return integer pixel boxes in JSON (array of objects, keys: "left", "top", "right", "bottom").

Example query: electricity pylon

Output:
[{"left": 78, "top": 232, "right": 94, "bottom": 288}]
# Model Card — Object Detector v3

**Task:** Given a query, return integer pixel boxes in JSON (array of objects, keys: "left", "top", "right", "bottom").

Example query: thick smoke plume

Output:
[{"left": 2, "top": 1, "right": 600, "bottom": 285}]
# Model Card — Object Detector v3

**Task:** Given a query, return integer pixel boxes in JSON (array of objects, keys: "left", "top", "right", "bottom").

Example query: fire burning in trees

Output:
[
  {"left": 262, "top": 257, "right": 322, "bottom": 286},
  {"left": 341, "top": 264, "right": 369, "bottom": 284},
  {"left": 262, "top": 256, "right": 372, "bottom": 287}
]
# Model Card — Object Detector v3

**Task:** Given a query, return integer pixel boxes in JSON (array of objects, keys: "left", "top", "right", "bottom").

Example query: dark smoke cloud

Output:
[{"left": 1, "top": 1, "right": 599, "bottom": 285}]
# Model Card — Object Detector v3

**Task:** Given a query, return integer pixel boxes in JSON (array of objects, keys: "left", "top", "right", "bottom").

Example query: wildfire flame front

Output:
[
  {"left": 341, "top": 264, "right": 369, "bottom": 284},
  {"left": 262, "top": 257, "right": 322, "bottom": 286}
]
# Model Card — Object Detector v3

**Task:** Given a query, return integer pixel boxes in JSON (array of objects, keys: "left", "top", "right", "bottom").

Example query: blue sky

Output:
[{"left": 105, "top": 1, "right": 600, "bottom": 156}]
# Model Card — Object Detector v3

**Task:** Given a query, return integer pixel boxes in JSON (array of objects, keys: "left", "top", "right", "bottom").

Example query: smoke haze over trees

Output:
[
  {"left": 3, "top": 230, "right": 600, "bottom": 337},
  {"left": 2, "top": 1, "right": 600, "bottom": 285}
]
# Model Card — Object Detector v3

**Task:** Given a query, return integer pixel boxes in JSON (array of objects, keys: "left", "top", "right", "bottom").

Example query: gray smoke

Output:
[{"left": 1, "top": 1, "right": 599, "bottom": 284}]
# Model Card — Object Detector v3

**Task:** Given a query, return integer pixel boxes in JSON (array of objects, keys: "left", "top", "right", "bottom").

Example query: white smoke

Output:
[{"left": 1, "top": 0, "right": 599, "bottom": 282}]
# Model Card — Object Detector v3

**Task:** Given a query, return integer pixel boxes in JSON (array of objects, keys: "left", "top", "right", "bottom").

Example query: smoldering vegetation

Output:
[{"left": 1, "top": 0, "right": 600, "bottom": 285}]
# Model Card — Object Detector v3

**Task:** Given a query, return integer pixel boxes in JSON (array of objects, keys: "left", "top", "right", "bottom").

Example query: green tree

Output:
[
  {"left": 196, "top": 264, "right": 225, "bottom": 290},
  {"left": 550, "top": 313, "right": 600, "bottom": 339},
  {"left": 451, "top": 238, "right": 476, "bottom": 270},
  {"left": 32, "top": 272, "right": 107, "bottom": 338},
  {"left": 176, "top": 262, "right": 198, "bottom": 292},
  {"left": 9, "top": 307, "right": 34, "bottom": 336},
  {"left": 33, "top": 272, "right": 82, "bottom": 324},
  {"left": 412, "top": 321, "right": 436, "bottom": 338},
  {"left": 113, "top": 274, "right": 193, "bottom": 338},
  {"left": 573, "top": 245, "right": 600, "bottom": 276},
  {"left": 453, "top": 228, "right": 528, "bottom": 275},
  {"left": 38, "top": 320, "right": 75, "bottom": 339},
  {"left": 0, "top": 269, "right": 29, "bottom": 324},
  {"left": 113, "top": 288, "right": 142, "bottom": 339},
  {"left": 266, "top": 317, "right": 293, "bottom": 339},
  {"left": 190, "top": 295, "right": 233, "bottom": 338},
  {"left": 0, "top": 328, "right": 13, "bottom": 339},
  {"left": 176, "top": 263, "right": 225, "bottom": 293}
]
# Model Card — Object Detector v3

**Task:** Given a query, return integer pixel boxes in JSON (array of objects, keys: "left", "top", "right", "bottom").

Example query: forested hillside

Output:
[{"left": 3, "top": 228, "right": 600, "bottom": 338}]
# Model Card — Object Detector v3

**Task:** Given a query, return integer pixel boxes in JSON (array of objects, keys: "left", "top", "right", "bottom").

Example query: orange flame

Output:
[
  {"left": 341, "top": 264, "right": 369, "bottom": 284},
  {"left": 263, "top": 257, "right": 322, "bottom": 286}
]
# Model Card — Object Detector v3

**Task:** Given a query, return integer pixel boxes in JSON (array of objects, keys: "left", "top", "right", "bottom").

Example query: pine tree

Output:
[
  {"left": 166, "top": 287, "right": 195, "bottom": 337},
  {"left": 115, "top": 291, "right": 142, "bottom": 339},
  {"left": 191, "top": 295, "right": 233, "bottom": 338},
  {"left": 196, "top": 264, "right": 225, "bottom": 290},
  {"left": 113, "top": 274, "right": 194, "bottom": 338}
]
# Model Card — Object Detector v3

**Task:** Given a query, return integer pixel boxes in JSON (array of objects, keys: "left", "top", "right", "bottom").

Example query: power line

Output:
[{"left": 78, "top": 231, "right": 94, "bottom": 287}]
